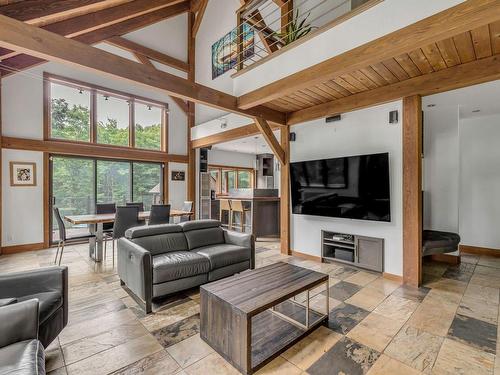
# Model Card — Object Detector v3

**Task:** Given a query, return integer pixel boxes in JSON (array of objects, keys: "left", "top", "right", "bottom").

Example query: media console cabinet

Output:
[{"left": 321, "top": 230, "right": 384, "bottom": 272}]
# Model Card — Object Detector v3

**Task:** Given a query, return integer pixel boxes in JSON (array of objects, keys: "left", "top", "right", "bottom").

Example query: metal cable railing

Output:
[{"left": 212, "top": 0, "right": 372, "bottom": 75}]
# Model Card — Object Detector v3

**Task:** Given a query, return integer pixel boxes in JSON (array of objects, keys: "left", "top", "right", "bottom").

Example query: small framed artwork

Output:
[
  {"left": 171, "top": 171, "right": 185, "bottom": 181},
  {"left": 10, "top": 161, "right": 37, "bottom": 186}
]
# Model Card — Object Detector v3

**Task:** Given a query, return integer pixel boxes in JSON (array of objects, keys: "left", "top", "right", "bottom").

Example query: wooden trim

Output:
[
  {"left": 280, "top": 127, "right": 290, "bottom": 255},
  {"left": 254, "top": 117, "right": 285, "bottom": 164},
  {"left": 106, "top": 36, "right": 190, "bottom": 72},
  {"left": 1, "top": 242, "right": 46, "bottom": 254},
  {"left": 382, "top": 272, "right": 403, "bottom": 283},
  {"left": 429, "top": 253, "right": 461, "bottom": 265},
  {"left": 460, "top": 244, "right": 500, "bottom": 257},
  {"left": 402, "top": 95, "right": 422, "bottom": 287},
  {"left": 290, "top": 250, "right": 321, "bottom": 262},
  {"left": 2, "top": 137, "right": 189, "bottom": 164},
  {"left": 237, "top": 0, "right": 500, "bottom": 109},
  {"left": 231, "top": 0, "right": 383, "bottom": 79},
  {"left": 0, "top": 14, "right": 286, "bottom": 126},
  {"left": 191, "top": 0, "right": 208, "bottom": 37},
  {"left": 163, "top": 162, "right": 169, "bottom": 204},
  {"left": 43, "top": 153, "right": 50, "bottom": 248},
  {"left": 209, "top": 164, "right": 255, "bottom": 172},
  {"left": 287, "top": 54, "right": 500, "bottom": 125},
  {"left": 9, "top": 161, "right": 37, "bottom": 186}
]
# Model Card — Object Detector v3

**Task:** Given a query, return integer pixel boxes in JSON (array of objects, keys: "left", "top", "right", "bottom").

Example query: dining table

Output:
[{"left": 64, "top": 209, "right": 193, "bottom": 262}]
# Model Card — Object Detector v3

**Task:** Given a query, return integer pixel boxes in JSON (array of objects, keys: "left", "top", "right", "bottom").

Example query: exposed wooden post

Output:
[
  {"left": 280, "top": 126, "right": 290, "bottom": 255},
  {"left": 236, "top": 9, "right": 244, "bottom": 71},
  {"left": 403, "top": 95, "right": 422, "bottom": 287},
  {"left": 191, "top": 0, "right": 208, "bottom": 37},
  {"left": 187, "top": 10, "right": 196, "bottom": 217},
  {"left": 254, "top": 117, "right": 285, "bottom": 165},
  {"left": 43, "top": 153, "right": 50, "bottom": 248},
  {"left": 280, "top": 0, "right": 293, "bottom": 34}
]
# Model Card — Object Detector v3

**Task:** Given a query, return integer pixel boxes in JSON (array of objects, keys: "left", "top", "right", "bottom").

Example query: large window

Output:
[
  {"left": 50, "top": 155, "right": 164, "bottom": 242},
  {"left": 209, "top": 165, "right": 255, "bottom": 195},
  {"left": 46, "top": 74, "right": 167, "bottom": 150}
]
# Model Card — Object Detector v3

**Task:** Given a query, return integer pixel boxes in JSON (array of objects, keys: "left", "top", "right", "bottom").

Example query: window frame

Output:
[
  {"left": 44, "top": 73, "right": 168, "bottom": 152},
  {"left": 208, "top": 164, "right": 256, "bottom": 195}
]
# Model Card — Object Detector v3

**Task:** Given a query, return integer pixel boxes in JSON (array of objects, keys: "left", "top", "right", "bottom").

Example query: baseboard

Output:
[
  {"left": 290, "top": 250, "right": 321, "bottom": 262},
  {"left": 382, "top": 272, "right": 403, "bottom": 283},
  {"left": 460, "top": 245, "right": 500, "bottom": 258},
  {"left": 429, "top": 253, "right": 461, "bottom": 265},
  {"left": 1, "top": 242, "right": 46, "bottom": 255}
]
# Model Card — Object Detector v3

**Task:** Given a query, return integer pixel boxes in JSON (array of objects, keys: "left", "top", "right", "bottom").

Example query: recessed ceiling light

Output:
[
  {"left": 472, "top": 109, "right": 481, "bottom": 113},
  {"left": 427, "top": 104, "right": 436, "bottom": 108}
]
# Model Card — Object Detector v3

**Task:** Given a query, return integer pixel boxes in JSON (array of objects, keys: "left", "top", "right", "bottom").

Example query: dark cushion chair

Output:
[
  {"left": 0, "top": 267, "right": 68, "bottom": 349},
  {"left": 117, "top": 220, "right": 254, "bottom": 313},
  {"left": 0, "top": 299, "right": 45, "bottom": 375},
  {"left": 422, "top": 230, "right": 461, "bottom": 257}
]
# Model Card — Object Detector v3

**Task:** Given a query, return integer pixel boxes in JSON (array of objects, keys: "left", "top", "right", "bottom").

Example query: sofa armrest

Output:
[
  {"left": 223, "top": 230, "right": 255, "bottom": 269},
  {"left": 0, "top": 299, "right": 39, "bottom": 348},
  {"left": 117, "top": 238, "right": 153, "bottom": 303}
]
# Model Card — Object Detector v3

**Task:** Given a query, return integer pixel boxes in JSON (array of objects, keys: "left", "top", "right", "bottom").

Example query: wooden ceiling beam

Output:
[
  {"left": 0, "top": 14, "right": 286, "bottom": 125},
  {"left": 107, "top": 36, "right": 189, "bottom": 72},
  {"left": 191, "top": 0, "right": 208, "bottom": 37},
  {"left": 255, "top": 117, "right": 285, "bottom": 164},
  {"left": 0, "top": 1, "right": 190, "bottom": 75},
  {"left": 237, "top": 0, "right": 500, "bottom": 109},
  {"left": 287, "top": 54, "right": 500, "bottom": 125}
]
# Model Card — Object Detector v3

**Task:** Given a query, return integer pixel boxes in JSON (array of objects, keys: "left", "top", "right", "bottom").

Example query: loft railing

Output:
[{"left": 212, "top": 0, "right": 376, "bottom": 76}]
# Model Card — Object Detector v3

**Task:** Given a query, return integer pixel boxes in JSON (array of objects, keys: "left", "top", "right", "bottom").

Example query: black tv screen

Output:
[{"left": 290, "top": 152, "right": 391, "bottom": 222}]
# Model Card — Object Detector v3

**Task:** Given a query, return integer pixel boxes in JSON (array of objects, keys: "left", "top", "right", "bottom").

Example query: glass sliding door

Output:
[
  {"left": 132, "top": 162, "right": 163, "bottom": 210},
  {"left": 51, "top": 156, "right": 95, "bottom": 242},
  {"left": 96, "top": 160, "right": 131, "bottom": 206}
]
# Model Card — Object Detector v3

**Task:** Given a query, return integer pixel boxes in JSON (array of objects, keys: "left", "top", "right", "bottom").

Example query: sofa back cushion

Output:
[
  {"left": 126, "top": 224, "right": 188, "bottom": 256},
  {"left": 180, "top": 220, "right": 225, "bottom": 250}
]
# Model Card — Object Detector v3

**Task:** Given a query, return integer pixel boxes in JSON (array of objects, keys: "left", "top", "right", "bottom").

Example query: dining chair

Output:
[
  {"left": 126, "top": 202, "right": 145, "bottom": 224},
  {"left": 53, "top": 207, "right": 96, "bottom": 266},
  {"left": 105, "top": 206, "right": 140, "bottom": 266},
  {"left": 229, "top": 200, "right": 251, "bottom": 232},
  {"left": 180, "top": 201, "right": 193, "bottom": 222},
  {"left": 149, "top": 204, "right": 171, "bottom": 225},
  {"left": 98, "top": 203, "right": 116, "bottom": 258},
  {"left": 219, "top": 199, "right": 232, "bottom": 228}
]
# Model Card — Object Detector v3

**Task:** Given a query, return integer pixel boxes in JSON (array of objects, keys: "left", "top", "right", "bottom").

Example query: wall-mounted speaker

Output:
[
  {"left": 200, "top": 148, "right": 208, "bottom": 173},
  {"left": 289, "top": 132, "right": 296, "bottom": 142},
  {"left": 389, "top": 110, "right": 399, "bottom": 124},
  {"left": 326, "top": 114, "right": 342, "bottom": 123}
]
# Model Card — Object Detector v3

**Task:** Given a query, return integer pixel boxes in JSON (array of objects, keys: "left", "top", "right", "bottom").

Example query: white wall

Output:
[
  {"left": 459, "top": 114, "right": 500, "bottom": 250},
  {"left": 290, "top": 101, "right": 403, "bottom": 276},
  {"left": 2, "top": 150, "right": 45, "bottom": 246},
  {"left": 423, "top": 106, "right": 459, "bottom": 232},
  {"left": 208, "top": 149, "right": 256, "bottom": 169}
]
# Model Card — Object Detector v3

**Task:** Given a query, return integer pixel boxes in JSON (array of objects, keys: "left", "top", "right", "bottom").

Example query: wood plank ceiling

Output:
[{"left": 262, "top": 21, "right": 500, "bottom": 113}]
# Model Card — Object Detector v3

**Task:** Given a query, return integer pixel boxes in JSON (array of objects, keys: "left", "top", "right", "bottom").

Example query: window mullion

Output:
[{"left": 129, "top": 98, "right": 135, "bottom": 148}]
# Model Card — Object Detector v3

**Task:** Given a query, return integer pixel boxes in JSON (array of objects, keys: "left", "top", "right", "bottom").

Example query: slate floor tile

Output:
[
  {"left": 152, "top": 313, "right": 200, "bottom": 348},
  {"left": 326, "top": 303, "right": 370, "bottom": 334},
  {"left": 391, "top": 285, "right": 430, "bottom": 302},
  {"left": 447, "top": 314, "right": 497, "bottom": 354},
  {"left": 322, "top": 281, "right": 361, "bottom": 301},
  {"left": 307, "top": 337, "right": 380, "bottom": 375}
]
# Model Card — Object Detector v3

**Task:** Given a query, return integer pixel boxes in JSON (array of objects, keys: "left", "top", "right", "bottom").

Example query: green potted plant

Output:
[{"left": 275, "top": 10, "right": 314, "bottom": 46}]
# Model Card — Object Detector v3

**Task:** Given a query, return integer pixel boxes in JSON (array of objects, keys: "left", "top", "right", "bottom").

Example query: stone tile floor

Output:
[{"left": 0, "top": 243, "right": 499, "bottom": 375}]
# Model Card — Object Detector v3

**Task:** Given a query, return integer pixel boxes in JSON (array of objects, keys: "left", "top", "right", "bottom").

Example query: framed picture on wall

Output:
[
  {"left": 172, "top": 171, "right": 185, "bottom": 181},
  {"left": 10, "top": 161, "right": 37, "bottom": 186}
]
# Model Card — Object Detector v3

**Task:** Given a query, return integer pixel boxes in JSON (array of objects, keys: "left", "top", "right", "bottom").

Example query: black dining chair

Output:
[
  {"left": 97, "top": 203, "right": 116, "bottom": 257},
  {"left": 53, "top": 207, "right": 95, "bottom": 266},
  {"left": 149, "top": 204, "right": 171, "bottom": 225},
  {"left": 106, "top": 206, "right": 140, "bottom": 265},
  {"left": 180, "top": 201, "right": 193, "bottom": 222},
  {"left": 126, "top": 202, "right": 145, "bottom": 224}
]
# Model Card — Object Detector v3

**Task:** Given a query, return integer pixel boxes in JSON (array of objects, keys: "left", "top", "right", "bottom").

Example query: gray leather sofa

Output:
[
  {"left": 117, "top": 220, "right": 255, "bottom": 313},
  {"left": 0, "top": 299, "right": 45, "bottom": 375},
  {"left": 0, "top": 267, "right": 68, "bottom": 348}
]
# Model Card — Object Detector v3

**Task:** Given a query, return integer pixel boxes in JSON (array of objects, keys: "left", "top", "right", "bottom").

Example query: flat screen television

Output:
[{"left": 290, "top": 152, "right": 391, "bottom": 222}]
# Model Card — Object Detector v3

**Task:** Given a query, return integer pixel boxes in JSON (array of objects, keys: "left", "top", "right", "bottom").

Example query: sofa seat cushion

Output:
[
  {"left": 0, "top": 339, "right": 45, "bottom": 375},
  {"left": 195, "top": 244, "right": 250, "bottom": 270},
  {"left": 422, "top": 230, "right": 461, "bottom": 256},
  {"left": 152, "top": 251, "right": 210, "bottom": 284},
  {"left": 18, "top": 291, "right": 62, "bottom": 325}
]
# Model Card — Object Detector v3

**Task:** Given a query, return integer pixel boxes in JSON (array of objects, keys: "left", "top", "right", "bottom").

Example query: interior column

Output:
[
  {"left": 280, "top": 126, "right": 290, "bottom": 255},
  {"left": 187, "top": 11, "right": 196, "bottom": 217},
  {"left": 403, "top": 95, "right": 423, "bottom": 287}
]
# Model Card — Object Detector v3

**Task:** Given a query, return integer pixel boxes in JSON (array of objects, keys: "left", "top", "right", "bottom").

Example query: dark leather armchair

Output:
[
  {"left": 0, "top": 299, "right": 45, "bottom": 375},
  {"left": 0, "top": 267, "right": 68, "bottom": 349}
]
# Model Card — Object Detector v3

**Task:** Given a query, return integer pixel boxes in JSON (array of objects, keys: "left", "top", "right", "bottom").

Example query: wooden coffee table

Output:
[{"left": 200, "top": 262, "right": 329, "bottom": 374}]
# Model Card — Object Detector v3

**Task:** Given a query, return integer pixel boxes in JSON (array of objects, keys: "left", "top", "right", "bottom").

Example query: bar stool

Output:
[
  {"left": 230, "top": 200, "right": 250, "bottom": 232},
  {"left": 219, "top": 199, "right": 232, "bottom": 228}
]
